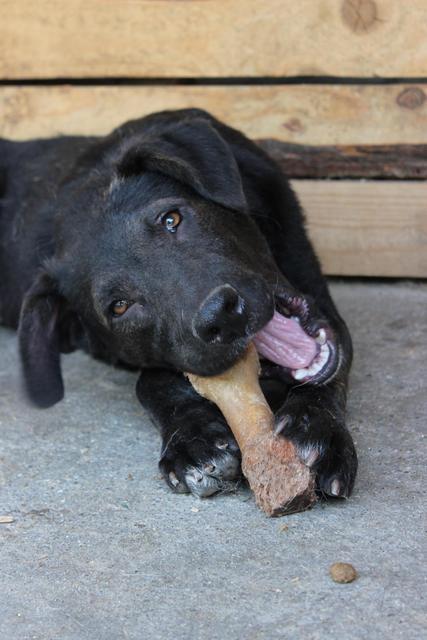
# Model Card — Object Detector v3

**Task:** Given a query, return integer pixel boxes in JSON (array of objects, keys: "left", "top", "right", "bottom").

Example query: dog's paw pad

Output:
[
  {"left": 185, "top": 450, "right": 241, "bottom": 497},
  {"left": 164, "top": 453, "right": 241, "bottom": 498},
  {"left": 160, "top": 420, "right": 242, "bottom": 498}
]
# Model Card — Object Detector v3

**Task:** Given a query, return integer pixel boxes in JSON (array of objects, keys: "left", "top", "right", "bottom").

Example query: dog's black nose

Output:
[{"left": 192, "top": 285, "right": 248, "bottom": 344}]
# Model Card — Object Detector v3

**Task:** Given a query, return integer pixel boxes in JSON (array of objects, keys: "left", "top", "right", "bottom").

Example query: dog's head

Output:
[
  {"left": 19, "top": 116, "right": 341, "bottom": 408},
  {"left": 19, "top": 118, "right": 287, "bottom": 407}
]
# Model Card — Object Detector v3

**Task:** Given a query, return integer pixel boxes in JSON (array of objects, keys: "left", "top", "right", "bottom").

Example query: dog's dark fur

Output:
[{"left": 0, "top": 109, "right": 357, "bottom": 499}]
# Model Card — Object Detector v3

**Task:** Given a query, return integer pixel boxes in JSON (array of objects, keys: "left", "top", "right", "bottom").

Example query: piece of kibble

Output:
[{"left": 329, "top": 562, "right": 357, "bottom": 583}]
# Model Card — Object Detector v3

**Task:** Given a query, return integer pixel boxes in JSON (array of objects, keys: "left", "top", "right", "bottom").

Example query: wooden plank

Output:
[
  {"left": 1, "top": 84, "right": 427, "bottom": 145},
  {"left": 293, "top": 180, "right": 427, "bottom": 277},
  {"left": 1, "top": 1, "right": 427, "bottom": 79},
  {"left": 259, "top": 142, "right": 427, "bottom": 179}
]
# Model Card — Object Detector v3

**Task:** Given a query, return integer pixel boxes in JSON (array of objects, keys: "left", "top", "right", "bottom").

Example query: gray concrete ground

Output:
[{"left": 0, "top": 281, "right": 426, "bottom": 640}]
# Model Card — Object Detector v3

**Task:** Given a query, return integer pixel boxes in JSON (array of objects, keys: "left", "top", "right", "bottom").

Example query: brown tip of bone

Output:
[{"left": 242, "top": 436, "right": 317, "bottom": 517}]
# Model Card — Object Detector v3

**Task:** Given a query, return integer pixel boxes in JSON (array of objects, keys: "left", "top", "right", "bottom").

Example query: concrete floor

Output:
[{"left": 0, "top": 282, "right": 426, "bottom": 640}]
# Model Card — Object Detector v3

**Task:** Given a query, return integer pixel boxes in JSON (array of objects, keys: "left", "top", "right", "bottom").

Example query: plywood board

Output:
[
  {"left": 1, "top": 84, "right": 427, "bottom": 145},
  {"left": 294, "top": 180, "right": 427, "bottom": 277},
  {"left": 1, "top": 1, "right": 426, "bottom": 79}
]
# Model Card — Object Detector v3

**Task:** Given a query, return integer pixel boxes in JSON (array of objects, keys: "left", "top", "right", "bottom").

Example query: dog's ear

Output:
[
  {"left": 116, "top": 119, "right": 246, "bottom": 212},
  {"left": 18, "top": 272, "right": 65, "bottom": 408}
]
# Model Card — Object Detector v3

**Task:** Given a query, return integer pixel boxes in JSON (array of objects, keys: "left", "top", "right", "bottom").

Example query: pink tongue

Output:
[{"left": 254, "top": 310, "right": 318, "bottom": 369}]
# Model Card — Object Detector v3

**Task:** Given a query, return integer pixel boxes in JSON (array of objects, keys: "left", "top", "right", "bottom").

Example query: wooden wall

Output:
[{"left": 1, "top": 1, "right": 426, "bottom": 277}]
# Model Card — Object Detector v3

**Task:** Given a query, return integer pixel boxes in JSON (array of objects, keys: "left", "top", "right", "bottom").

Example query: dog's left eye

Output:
[
  {"left": 161, "top": 210, "right": 182, "bottom": 233},
  {"left": 110, "top": 300, "right": 132, "bottom": 317}
]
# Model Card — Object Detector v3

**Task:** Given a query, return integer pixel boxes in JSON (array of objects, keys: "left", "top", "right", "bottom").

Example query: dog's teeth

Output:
[
  {"left": 307, "top": 360, "right": 321, "bottom": 376},
  {"left": 316, "top": 329, "right": 327, "bottom": 345},
  {"left": 292, "top": 343, "right": 331, "bottom": 380},
  {"left": 292, "top": 367, "right": 309, "bottom": 380},
  {"left": 308, "top": 362, "right": 319, "bottom": 376}
]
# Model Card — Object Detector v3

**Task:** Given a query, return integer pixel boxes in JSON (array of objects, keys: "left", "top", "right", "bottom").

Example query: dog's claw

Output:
[
  {"left": 274, "top": 414, "right": 292, "bottom": 435},
  {"left": 169, "top": 471, "right": 180, "bottom": 487},
  {"left": 330, "top": 478, "right": 341, "bottom": 496}
]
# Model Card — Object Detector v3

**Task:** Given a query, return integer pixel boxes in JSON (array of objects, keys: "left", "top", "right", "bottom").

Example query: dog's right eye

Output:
[
  {"left": 161, "top": 210, "right": 182, "bottom": 233},
  {"left": 110, "top": 300, "right": 131, "bottom": 317}
]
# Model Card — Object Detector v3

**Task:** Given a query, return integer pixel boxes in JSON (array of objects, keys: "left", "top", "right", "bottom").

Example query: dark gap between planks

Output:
[{"left": 1, "top": 76, "right": 427, "bottom": 86}]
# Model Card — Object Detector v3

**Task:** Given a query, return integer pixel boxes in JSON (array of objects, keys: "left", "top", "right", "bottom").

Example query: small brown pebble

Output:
[
  {"left": 280, "top": 524, "right": 289, "bottom": 532},
  {"left": 329, "top": 562, "right": 357, "bottom": 583},
  {"left": 0, "top": 515, "right": 14, "bottom": 524}
]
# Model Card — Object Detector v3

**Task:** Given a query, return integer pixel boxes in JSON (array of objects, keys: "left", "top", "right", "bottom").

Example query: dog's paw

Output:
[
  {"left": 275, "top": 400, "right": 358, "bottom": 499},
  {"left": 159, "top": 420, "right": 242, "bottom": 497}
]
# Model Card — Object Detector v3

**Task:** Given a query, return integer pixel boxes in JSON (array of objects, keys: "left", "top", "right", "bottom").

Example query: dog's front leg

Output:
[{"left": 136, "top": 369, "right": 242, "bottom": 497}]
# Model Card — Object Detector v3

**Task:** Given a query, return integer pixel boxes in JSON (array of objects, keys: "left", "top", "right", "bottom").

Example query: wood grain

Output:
[
  {"left": 259, "top": 142, "right": 427, "bottom": 179},
  {"left": 1, "top": 84, "right": 427, "bottom": 145},
  {"left": 294, "top": 180, "right": 427, "bottom": 277},
  {"left": 1, "top": 1, "right": 426, "bottom": 79}
]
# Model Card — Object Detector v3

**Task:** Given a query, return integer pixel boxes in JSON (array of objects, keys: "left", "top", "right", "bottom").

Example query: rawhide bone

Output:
[{"left": 187, "top": 344, "right": 317, "bottom": 516}]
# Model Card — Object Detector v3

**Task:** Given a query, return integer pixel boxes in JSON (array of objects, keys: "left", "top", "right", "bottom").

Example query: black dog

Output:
[{"left": 0, "top": 109, "right": 357, "bottom": 499}]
